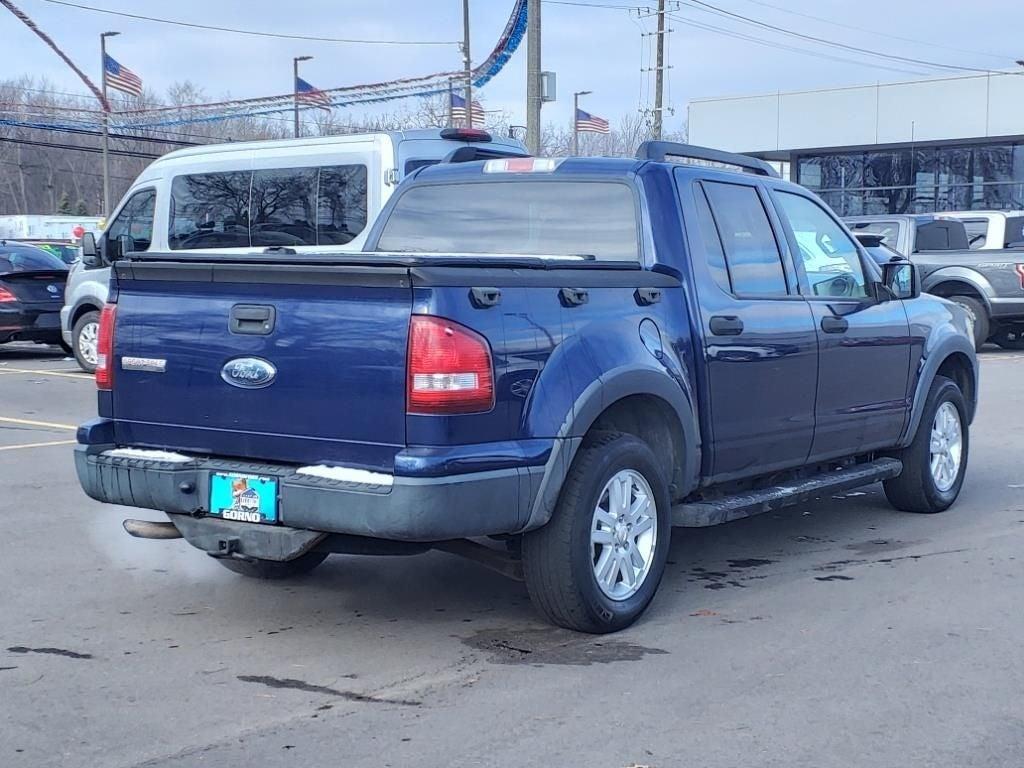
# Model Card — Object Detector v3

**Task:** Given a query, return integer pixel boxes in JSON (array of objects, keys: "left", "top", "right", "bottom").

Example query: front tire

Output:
[
  {"left": 216, "top": 551, "right": 327, "bottom": 580},
  {"left": 522, "top": 432, "right": 671, "bottom": 634},
  {"left": 884, "top": 376, "right": 969, "bottom": 513},
  {"left": 72, "top": 310, "right": 100, "bottom": 373}
]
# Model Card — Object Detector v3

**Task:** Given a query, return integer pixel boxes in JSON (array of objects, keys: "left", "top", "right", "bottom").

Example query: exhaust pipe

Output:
[{"left": 123, "top": 519, "right": 183, "bottom": 539}]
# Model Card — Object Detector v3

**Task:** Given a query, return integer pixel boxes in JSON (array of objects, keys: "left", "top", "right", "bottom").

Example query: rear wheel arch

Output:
[{"left": 71, "top": 300, "right": 103, "bottom": 327}]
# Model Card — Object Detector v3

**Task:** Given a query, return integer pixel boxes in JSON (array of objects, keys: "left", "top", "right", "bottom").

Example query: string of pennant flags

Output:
[{"left": 92, "top": 0, "right": 528, "bottom": 131}]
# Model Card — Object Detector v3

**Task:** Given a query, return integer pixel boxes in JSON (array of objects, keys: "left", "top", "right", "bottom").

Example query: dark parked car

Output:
[
  {"left": 21, "top": 240, "right": 81, "bottom": 265},
  {"left": 0, "top": 241, "right": 70, "bottom": 352},
  {"left": 75, "top": 144, "right": 977, "bottom": 633}
]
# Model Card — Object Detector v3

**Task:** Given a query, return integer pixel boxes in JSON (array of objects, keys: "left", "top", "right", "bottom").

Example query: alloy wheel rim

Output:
[
  {"left": 929, "top": 401, "right": 962, "bottom": 493},
  {"left": 79, "top": 322, "right": 99, "bottom": 366},
  {"left": 591, "top": 469, "right": 658, "bottom": 601}
]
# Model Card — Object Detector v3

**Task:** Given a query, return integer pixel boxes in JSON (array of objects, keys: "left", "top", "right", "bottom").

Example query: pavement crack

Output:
[{"left": 236, "top": 675, "right": 420, "bottom": 706}]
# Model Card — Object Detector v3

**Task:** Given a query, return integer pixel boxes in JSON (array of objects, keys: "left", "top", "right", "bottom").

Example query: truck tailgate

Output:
[{"left": 110, "top": 262, "right": 411, "bottom": 470}]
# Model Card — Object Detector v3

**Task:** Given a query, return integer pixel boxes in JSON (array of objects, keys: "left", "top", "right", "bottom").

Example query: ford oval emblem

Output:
[{"left": 221, "top": 357, "right": 277, "bottom": 389}]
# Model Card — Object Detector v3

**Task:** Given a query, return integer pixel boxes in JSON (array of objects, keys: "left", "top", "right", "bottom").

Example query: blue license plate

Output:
[{"left": 209, "top": 472, "right": 278, "bottom": 524}]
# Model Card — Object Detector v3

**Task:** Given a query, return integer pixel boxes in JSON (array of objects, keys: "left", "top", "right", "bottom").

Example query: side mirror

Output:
[
  {"left": 81, "top": 232, "right": 102, "bottom": 268},
  {"left": 883, "top": 259, "right": 920, "bottom": 300}
]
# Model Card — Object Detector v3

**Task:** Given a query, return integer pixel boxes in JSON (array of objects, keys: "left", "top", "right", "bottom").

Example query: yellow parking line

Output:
[
  {"left": 0, "top": 416, "right": 77, "bottom": 431},
  {"left": 0, "top": 439, "right": 76, "bottom": 452},
  {"left": 0, "top": 367, "right": 93, "bottom": 380}
]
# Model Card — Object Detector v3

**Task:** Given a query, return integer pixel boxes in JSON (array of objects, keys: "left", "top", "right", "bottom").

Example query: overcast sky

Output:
[{"left": 5, "top": 0, "right": 1023, "bottom": 132}]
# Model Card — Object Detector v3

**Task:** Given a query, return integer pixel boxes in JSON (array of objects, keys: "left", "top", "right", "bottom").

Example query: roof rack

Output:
[{"left": 636, "top": 141, "right": 779, "bottom": 178}]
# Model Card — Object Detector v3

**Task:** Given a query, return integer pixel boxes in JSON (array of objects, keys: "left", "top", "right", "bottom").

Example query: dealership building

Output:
[{"left": 687, "top": 71, "right": 1024, "bottom": 215}]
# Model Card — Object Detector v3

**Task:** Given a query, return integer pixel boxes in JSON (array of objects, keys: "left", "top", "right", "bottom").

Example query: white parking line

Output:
[
  {"left": 0, "top": 416, "right": 78, "bottom": 431},
  {"left": 0, "top": 367, "right": 93, "bottom": 380},
  {"left": 0, "top": 439, "right": 76, "bottom": 452}
]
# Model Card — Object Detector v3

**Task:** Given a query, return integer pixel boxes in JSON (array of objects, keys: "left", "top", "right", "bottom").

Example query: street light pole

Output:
[
  {"left": 99, "top": 30, "right": 119, "bottom": 218},
  {"left": 462, "top": 0, "right": 473, "bottom": 128},
  {"left": 572, "top": 90, "right": 591, "bottom": 157},
  {"left": 293, "top": 55, "right": 312, "bottom": 138}
]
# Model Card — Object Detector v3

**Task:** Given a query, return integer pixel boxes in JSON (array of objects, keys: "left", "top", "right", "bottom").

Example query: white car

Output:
[{"left": 940, "top": 211, "right": 1024, "bottom": 250}]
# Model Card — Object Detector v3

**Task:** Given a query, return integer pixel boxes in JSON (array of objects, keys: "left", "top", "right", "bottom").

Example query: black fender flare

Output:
[
  {"left": 519, "top": 365, "right": 701, "bottom": 532},
  {"left": 899, "top": 331, "right": 978, "bottom": 448}
]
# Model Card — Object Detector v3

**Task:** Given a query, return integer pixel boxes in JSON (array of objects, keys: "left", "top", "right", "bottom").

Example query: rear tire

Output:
[
  {"left": 991, "top": 327, "right": 1024, "bottom": 350},
  {"left": 522, "top": 432, "right": 671, "bottom": 634},
  {"left": 949, "top": 295, "right": 989, "bottom": 350},
  {"left": 72, "top": 310, "right": 100, "bottom": 373},
  {"left": 884, "top": 376, "right": 968, "bottom": 514},
  {"left": 216, "top": 551, "right": 327, "bottom": 580}
]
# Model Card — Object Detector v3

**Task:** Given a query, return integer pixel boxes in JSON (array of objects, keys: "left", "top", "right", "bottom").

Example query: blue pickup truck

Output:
[{"left": 75, "top": 142, "right": 978, "bottom": 633}]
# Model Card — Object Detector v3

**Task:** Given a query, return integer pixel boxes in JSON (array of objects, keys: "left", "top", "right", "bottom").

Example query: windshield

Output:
[
  {"left": 0, "top": 244, "right": 68, "bottom": 272},
  {"left": 376, "top": 180, "right": 640, "bottom": 261}
]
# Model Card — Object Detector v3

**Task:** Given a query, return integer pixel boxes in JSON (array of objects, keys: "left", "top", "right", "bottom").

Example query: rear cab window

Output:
[{"left": 375, "top": 179, "right": 640, "bottom": 261}]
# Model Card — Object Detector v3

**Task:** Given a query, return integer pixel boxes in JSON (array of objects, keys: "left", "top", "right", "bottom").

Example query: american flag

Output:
[
  {"left": 295, "top": 77, "right": 332, "bottom": 111},
  {"left": 575, "top": 108, "right": 610, "bottom": 134},
  {"left": 451, "top": 92, "right": 485, "bottom": 128},
  {"left": 104, "top": 54, "right": 143, "bottom": 97}
]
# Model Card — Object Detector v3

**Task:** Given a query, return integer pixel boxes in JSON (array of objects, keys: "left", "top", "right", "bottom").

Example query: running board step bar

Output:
[{"left": 671, "top": 458, "right": 903, "bottom": 528}]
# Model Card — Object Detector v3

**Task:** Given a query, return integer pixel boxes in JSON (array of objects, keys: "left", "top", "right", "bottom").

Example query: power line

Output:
[
  {"left": 35, "top": 0, "right": 461, "bottom": 45},
  {"left": 733, "top": 0, "right": 1015, "bottom": 63},
  {"left": 0, "top": 135, "right": 162, "bottom": 158},
  {"left": 667, "top": 13, "right": 934, "bottom": 78},
  {"left": 679, "top": 0, "right": 999, "bottom": 74}
]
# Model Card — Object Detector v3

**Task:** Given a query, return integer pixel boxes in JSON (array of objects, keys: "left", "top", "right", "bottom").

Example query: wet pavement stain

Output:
[
  {"left": 6, "top": 646, "right": 92, "bottom": 659},
  {"left": 845, "top": 539, "right": 921, "bottom": 555},
  {"left": 816, "top": 574, "right": 854, "bottom": 582},
  {"left": 726, "top": 558, "right": 775, "bottom": 569},
  {"left": 236, "top": 675, "right": 419, "bottom": 706},
  {"left": 464, "top": 628, "right": 668, "bottom": 666}
]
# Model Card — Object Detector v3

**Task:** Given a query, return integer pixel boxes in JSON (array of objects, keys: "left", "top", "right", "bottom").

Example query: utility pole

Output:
[
  {"left": 572, "top": 90, "right": 591, "bottom": 156},
  {"left": 293, "top": 55, "right": 312, "bottom": 138},
  {"left": 526, "top": 0, "right": 541, "bottom": 155},
  {"left": 653, "top": 0, "right": 666, "bottom": 139},
  {"left": 99, "top": 30, "right": 119, "bottom": 218},
  {"left": 462, "top": 0, "right": 473, "bottom": 127}
]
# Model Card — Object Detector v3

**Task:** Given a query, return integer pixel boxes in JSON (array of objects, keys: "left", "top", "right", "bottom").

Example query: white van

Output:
[{"left": 62, "top": 128, "right": 525, "bottom": 370}]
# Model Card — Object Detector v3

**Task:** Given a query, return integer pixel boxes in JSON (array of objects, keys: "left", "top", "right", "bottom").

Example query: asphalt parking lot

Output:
[{"left": 2, "top": 343, "right": 1023, "bottom": 768}]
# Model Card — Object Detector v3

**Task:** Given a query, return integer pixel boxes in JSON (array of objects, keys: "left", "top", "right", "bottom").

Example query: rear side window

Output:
[
  {"left": 377, "top": 181, "right": 639, "bottom": 261},
  {"left": 169, "top": 171, "right": 252, "bottom": 250},
  {"left": 693, "top": 184, "right": 732, "bottom": 293},
  {"left": 318, "top": 166, "right": 368, "bottom": 245},
  {"left": 251, "top": 169, "right": 317, "bottom": 247},
  {"left": 703, "top": 181, "right": 788, "bottom": 296},
  {"left": 960, "top": 219, "right": 988, "bottom": 249},
  {"left": 169, "top": 164, "right": 368, "bottom": 250}
]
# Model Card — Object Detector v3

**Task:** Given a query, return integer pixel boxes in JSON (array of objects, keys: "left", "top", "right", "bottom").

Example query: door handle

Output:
[
  {"left": 230, "top": 304, "right": 276, "bottom": 335},
  {"left": 709, "top": 315, "right": 744, "bottom": 336},
  {"left": 820, "top": 315, "right": 849, "bottom": 334}
]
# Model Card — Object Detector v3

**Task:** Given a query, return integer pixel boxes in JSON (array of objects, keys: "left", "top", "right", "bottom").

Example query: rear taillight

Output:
[
  {"left": 1016, "top": 264, "right": 1024, "bottom": 290},
  {"left": 407, "top": 315, "right": 494, "bottom": 415},
  {"left": 96, "top": 304, "right": 117, "bottom": 390},
  {"left": 0, "top": 286, "right": 16, "bottom": 303}
]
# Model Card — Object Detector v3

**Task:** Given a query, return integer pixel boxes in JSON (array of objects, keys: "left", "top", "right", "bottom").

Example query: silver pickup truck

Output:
[{"left": 846, "top": 214, "right": 1024, "bottom": 350}]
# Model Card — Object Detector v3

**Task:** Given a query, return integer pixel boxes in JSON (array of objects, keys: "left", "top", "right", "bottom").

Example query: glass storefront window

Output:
[{"left": 794, "top": 140, "right": 1024, "bottom": 215}]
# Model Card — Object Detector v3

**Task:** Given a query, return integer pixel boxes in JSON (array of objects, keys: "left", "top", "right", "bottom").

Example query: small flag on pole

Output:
[
  {"left": 295, "top": 77, "right": 332, "bottom": 111},
  {"left": 104, "top": 54, "right": 143, "bottom": 97},
  {"left": 575, "top": 108, "right": 610, "bottom": 134},
  {"left": 451, "top": 92, "right": 485, "bottom": 128}
]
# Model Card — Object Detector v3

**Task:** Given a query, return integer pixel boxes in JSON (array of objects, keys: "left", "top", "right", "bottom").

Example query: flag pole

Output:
[
  {"left": 99, "top": 31, "right": 119, "bottom": 218},
  {"left": 462, "top": 0, "right": 472, "bottom": 128},
  {"left": 447, "top": 77, "right": 454, "bottom": 128}
]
